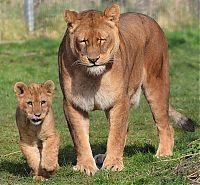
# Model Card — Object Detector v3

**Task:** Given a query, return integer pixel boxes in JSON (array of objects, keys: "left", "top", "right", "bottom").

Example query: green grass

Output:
[{"left": 0, "top": 27, "right": 199, "bottom": 184}]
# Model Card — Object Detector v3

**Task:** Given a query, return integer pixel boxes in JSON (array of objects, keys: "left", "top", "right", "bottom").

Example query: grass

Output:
[{"left": 0, "top": 27, "right": 199, "bottom": 184}]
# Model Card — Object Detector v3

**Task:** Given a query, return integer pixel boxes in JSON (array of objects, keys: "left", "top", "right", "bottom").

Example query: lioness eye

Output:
[
  {"left": 79, "top": 39, "right": 88, "bottom": 44},
  {"left": 27, "top": 101, "right": 32, "bottom": 106},
  {"left": 99, "top": 38, "right": 106, "bottom": 44},
  {"left": 41, "top": 100, "right": 46, "bottom": 105}
]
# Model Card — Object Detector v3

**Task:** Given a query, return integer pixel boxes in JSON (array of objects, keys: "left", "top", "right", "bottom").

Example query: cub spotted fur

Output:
[
  {"left": 58, "top": 4, "right": 195, "bottom": 176},
  {"left": 14, "top": 80, "right": 60, "bottom": 180}
]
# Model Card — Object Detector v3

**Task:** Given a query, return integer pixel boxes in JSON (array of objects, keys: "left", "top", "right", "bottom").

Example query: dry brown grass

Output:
[{"left": 0, "top": 0, "right": 198, "bottom": 41}]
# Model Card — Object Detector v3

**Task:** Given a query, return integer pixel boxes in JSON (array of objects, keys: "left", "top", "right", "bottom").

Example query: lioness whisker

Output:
[
  {"left": 71, "top": 60, "right": 80, "bottom": 67},
  {"left": 78, "top": 63, "right": 90, "bottom": 67},
  {"left": 72, "top": 60, "right": 92, "bottom": 67}
]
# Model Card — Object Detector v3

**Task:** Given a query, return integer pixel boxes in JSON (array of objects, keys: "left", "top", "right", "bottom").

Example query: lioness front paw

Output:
[
  {"left": 73, "top": 159, "right": 98, "bottom": 176},
  {"left": 102, "top": 157, "right": 124, "bottom": 171}
]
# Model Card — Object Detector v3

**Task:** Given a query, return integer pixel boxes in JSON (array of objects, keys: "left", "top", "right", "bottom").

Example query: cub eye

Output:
[
  {"left": 27, "top": 101, "right": 33, "bottom": 106},
  {"left": 41, "top": 100, "right": 46, "bottom": 105}
]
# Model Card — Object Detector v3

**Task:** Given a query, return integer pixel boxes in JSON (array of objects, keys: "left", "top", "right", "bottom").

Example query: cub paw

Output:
[
  {"left": 33, "top": 175, "right": 48, "bottom": 181},
  {"left": 102, "top": 157, "right": 124, "bottom": 171},
  {"left": 73, "top": 159, "right": 98, "bottom": 176},
  {"left": 41, "top": 161, "right": 59, "bottom": 173}
]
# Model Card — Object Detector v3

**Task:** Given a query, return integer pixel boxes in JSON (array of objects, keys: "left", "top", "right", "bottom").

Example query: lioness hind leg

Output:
[
  {"left": 143, "top": 72, "right": 174, "bottom": 157},
  {"left": 143, "top": 84, "right": 174, "bottom": 156}
]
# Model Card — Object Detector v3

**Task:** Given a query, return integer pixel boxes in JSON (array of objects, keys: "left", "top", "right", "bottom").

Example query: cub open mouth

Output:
[
  {"left": 31, "top": 118, "right": 42, "bottom": 125},
  {"left": 31, "top": 118, "right": 42, "bottom": 123}
]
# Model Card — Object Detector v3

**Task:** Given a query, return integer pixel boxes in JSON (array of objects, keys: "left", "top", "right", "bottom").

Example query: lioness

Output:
[
  {"left": 14, "top": 80, "right": 60, "bottom": 180},
  {"left": 58, "top": 4, "right": 195, "bottom": 175}
]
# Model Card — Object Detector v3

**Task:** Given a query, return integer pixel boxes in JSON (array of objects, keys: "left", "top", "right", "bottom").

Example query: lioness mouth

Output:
[
  {"left": 86, "top": 65, "right": 106, "bottom": 76},
  {"left": 88, "top": 64, "right": 104, "bottom": 67}
]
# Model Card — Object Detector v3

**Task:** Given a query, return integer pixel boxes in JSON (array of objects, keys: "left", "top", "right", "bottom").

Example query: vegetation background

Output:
[
  {"left": 0, "top": 0, "right": 199, "bottom": 184},
  {"left": 0, "top": 0, "right": 199, "bottom": 41}
]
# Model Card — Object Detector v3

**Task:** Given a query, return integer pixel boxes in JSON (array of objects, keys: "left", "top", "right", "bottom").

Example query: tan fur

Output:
[
  {"left": 14, "top": 80, "right": 60, "bottom": 180},
  {"left": 58, "top": 4, "right": 193, "bottom": 175}
]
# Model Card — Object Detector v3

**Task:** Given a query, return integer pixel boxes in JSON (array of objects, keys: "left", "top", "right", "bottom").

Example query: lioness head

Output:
[
  {"left": 14, "top": 80, "right": 55, "bottom": 125},
  {"left": 64, "top": 4, "right": 120, "bottom": 76}
]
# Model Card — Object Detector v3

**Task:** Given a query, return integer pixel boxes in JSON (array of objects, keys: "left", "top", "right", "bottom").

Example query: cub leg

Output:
[
  {"left": 41, "top": 133, "right": 60, "bottom": 174},
  {"left": 20, "top": 142, "right": 45, "bottom": 180},
  {"left": 102, "top": 99, "right": 129, "bottom": 171},
  {"left": 63, "top": 100, "right": 98, "bottom": 176}
]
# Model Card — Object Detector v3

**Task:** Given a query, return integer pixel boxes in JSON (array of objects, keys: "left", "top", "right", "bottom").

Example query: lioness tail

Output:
[{"left": 169, "top": 105, "right": 195, "bottom": 132}]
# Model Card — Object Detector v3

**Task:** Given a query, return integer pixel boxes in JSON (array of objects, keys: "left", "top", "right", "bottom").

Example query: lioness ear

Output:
[
  {"left": 64, "top": 10, "right": 78, "bottom": 25},
  {"left": 43, "top": 80, "right": 55, "bottom": 95},
  {"left": 104, "top": 4, "right": 120, "bottom": 23},
  {"left": 14, "top": 82, "right": 27, "bottom": 97}
]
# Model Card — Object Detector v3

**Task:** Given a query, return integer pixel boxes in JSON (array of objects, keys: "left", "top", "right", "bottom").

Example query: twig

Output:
[
  {"left": 187, "top": 171, "right": 199, "bottom": 179},
  {"left": 187, "top": 177, "right": 200, "bottom": 184},
  {"left": 0, "top": 151, "right": 21, "bottom": 157},
  {"left": 153, "top": 153, "right": 200, "bottom": 164},
  {"left": 187, "top": 138, "right": 200, "bottom": 147}
]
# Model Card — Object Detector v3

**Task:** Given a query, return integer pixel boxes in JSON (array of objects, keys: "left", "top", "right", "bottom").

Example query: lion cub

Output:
[{"left": 14, "top": 80, "right": 60, "bottom": 180}]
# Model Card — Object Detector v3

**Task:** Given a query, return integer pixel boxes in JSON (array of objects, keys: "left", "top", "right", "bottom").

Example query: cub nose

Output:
[{"left": 88, "top": 57, "right": 100, "bottom": 64}]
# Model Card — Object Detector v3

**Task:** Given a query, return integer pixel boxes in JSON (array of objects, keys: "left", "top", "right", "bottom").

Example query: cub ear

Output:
[
  {"left": 104, "top": 4, "right": 120, "bottom": 24},
  {"left": 14, "top": 82, "right": 27, "bottom": 97},
  {"left": 43, "top": 80, "right": 55, "bottom": 95},
  {"left": 64, "top": 10, "right": 78, "bottom": 25}
]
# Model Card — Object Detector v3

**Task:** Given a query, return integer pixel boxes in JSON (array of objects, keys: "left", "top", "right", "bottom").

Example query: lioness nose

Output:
[
  {"left": 88, "top": 57, "right": 100, "bottom": 64},
  {"left": 34, "top": 113, "right": 41, "bottom": 117}
]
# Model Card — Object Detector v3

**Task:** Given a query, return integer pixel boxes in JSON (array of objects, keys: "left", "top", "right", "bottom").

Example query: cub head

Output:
[
  {"left": 64, "top": 4, "right": 120, "bottom": 76},
  {"left": 14, "top": 80, "right": 55, "bottom": 125}
]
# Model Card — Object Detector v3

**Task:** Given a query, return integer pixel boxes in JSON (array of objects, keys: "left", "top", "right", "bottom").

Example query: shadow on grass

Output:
[
  {"left": 0, "top": 159, "right": 30, "bottom": 177},
  {"left": 58, "top": 143, "right": 107, "bottom": 166},
  {"left": 0, "top": 145, "right": 75, "bottom": 177},
  {"left": 0, "top": 143, "right": 155, "bottom": 176},
  {"left": 124, "top": 143, "right": 156, "bottom": 157},
  {"left": 59, "top": 142, "right": 155, "bottom": 166},
  {"left": 58, "top": 145, "right": 76, "bottom": 166}
]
